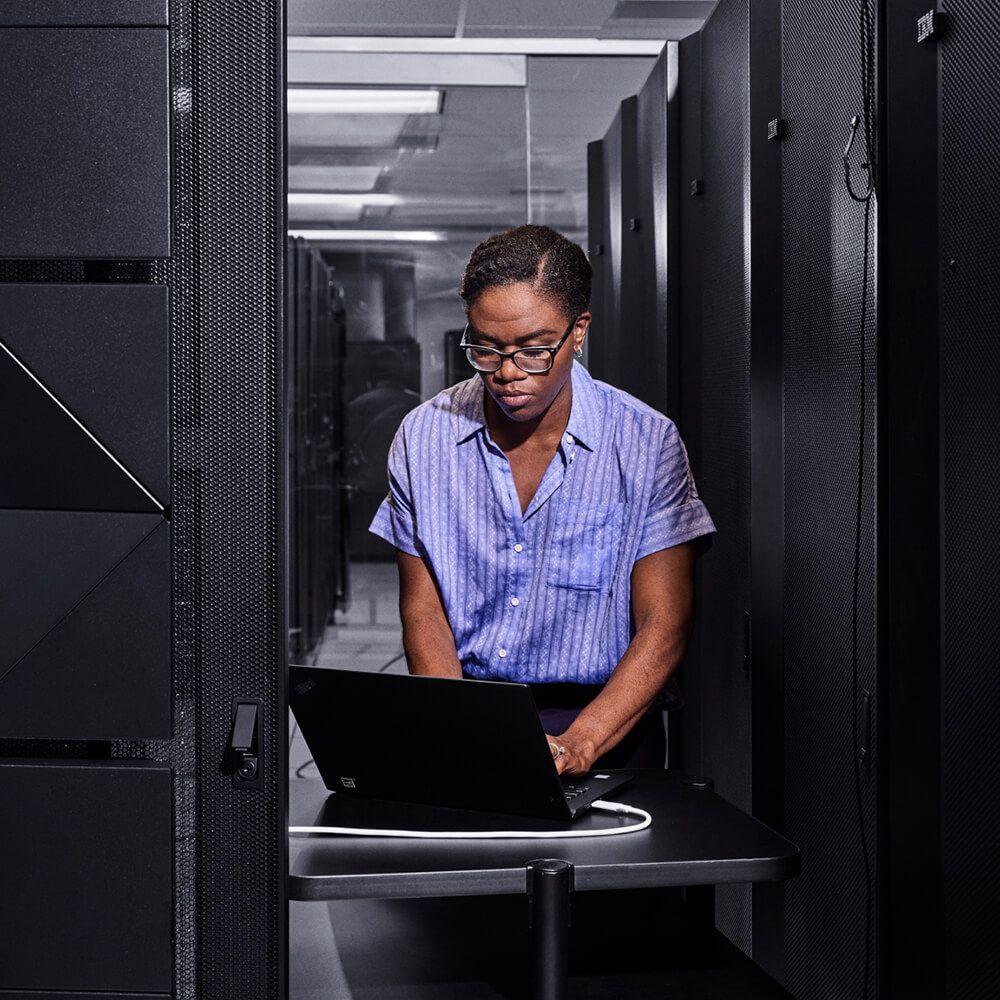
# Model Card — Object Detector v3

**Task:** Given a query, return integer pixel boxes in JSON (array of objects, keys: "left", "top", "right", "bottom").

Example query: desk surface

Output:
[{"left": 288, "top": 770, "right": 799, "bottom": 901}]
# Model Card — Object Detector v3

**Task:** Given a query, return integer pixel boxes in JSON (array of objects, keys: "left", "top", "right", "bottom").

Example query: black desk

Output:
[{"left": 289, "top": 770, "right": 799, "bottom": 999}]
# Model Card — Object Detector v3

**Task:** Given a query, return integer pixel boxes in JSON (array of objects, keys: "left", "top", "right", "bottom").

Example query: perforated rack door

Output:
[
  {"left": 939, "top": 2, "right": 1000, "bottom": 996},
  {"left": 777, "top": 0, "right": 879, "bottom": 996}
]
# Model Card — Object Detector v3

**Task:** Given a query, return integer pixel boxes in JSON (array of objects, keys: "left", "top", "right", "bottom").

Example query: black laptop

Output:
[{"left": 289, "top": 666, "right": 631, "bottom": 821}]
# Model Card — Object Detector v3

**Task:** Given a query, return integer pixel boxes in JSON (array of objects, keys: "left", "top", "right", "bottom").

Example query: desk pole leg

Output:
[{"left": 527, "top": 859, "right": 573, "bottom": 1000}]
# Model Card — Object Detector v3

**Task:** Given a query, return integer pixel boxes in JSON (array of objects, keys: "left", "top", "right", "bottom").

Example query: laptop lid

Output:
[{"left": 289, "top": 666, "right": 575, "bottom": 819}]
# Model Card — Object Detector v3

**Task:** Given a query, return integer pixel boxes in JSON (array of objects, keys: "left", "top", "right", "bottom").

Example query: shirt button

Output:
[
  {"left": 513, "top": 543, "right": 524, "bottom": 553},
  {"left": 510, "top": 597, "right": 520, "bottom": 607},
  {"left": 498, "top": 648, "right": 508, "bottom": 658}
]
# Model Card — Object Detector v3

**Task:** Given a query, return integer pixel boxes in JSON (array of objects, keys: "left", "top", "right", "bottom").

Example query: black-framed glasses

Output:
[{"left": 459, "top": 315, "right": 579, "bottom": 374}]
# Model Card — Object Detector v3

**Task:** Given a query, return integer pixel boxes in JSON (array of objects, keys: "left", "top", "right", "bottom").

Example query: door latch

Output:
[{"left": 225, "top": 698, "right": 262, "bottom": 788}]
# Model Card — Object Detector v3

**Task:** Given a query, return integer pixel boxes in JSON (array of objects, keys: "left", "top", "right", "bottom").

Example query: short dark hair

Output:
[{"left": 459, "top": 224, "right": 591, "bottom": 320}]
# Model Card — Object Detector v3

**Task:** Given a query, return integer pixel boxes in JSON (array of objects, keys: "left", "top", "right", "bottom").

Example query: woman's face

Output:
[{"left": 466, "top": 282, "right": 590, "bottom": 424}]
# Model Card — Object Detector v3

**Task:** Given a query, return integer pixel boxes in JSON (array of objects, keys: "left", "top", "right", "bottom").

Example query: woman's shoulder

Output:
[{"left": 394, "top": 376, "right": 482, "bottom": 444}]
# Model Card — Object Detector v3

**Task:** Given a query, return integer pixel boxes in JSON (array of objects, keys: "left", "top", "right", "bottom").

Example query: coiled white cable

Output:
[{"left": 288, "top": 799, "right": 651, "bottom": 840}]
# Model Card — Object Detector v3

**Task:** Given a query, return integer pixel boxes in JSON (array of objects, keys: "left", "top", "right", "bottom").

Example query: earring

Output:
[{"left": 573, "top": 346, "right": 584, "bottom": 359}]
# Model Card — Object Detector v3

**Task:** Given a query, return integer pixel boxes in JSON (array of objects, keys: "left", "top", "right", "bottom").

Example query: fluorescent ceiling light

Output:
[
  {"left": 288, "top": 165, "right": 384, "bottom": 192},
  {"left": 288, "top": 193, "right": 402, "bottom": 208},
  {"left": 288, "top": 229, "right": 446, "bottom": 243},
  {"left": 287, "top": 88, "right": 442, "bottom": 115},
  {"left": 289, "top": 52, "right": 526, "bottom": 88},
  {"left": 288, "top": 36, "right": 665, "bottom": 57}
]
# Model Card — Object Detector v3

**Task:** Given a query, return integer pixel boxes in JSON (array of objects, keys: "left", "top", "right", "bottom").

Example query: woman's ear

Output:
[{"left": 573, "top": 312, "right": 592, "bottom": 354}]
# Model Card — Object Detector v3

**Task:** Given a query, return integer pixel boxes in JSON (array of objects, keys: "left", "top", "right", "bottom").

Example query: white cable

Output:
[{"left": 288, "top": 799, "right": 651, "bottom": 840}]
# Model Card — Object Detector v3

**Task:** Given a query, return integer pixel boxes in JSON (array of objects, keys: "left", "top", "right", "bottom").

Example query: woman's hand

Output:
[{"left": 545, "top": 732, "right": 598, "bottom": 776}]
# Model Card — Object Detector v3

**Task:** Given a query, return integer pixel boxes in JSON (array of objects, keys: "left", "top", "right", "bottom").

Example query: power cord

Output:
[
  {"left": 289, "top": 799, "right": 652, "bottom": 839},
  {"left": 839, "top": 1, "right": 876, "bottom": 996}
]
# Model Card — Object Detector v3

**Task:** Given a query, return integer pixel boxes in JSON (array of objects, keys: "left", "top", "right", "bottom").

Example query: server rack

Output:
[
  {"left": 286, "top": 236, "right": 347, "bottom": 663},
  {"left": 0, "top": 2, "right": 287, "bottom": 997},
  {"left": 587, "top": 2, "right": 1000, "bottom": 997}
]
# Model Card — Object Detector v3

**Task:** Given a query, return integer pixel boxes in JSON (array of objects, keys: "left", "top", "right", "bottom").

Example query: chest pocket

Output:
[{"left": 545, "top": 496, "right": 625, "bottom": 592}]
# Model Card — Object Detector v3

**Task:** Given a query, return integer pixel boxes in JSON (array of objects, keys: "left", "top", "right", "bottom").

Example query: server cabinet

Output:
[
  {"left": 1, "top": 1, "right": 287, "bottom": 998},
  {"left": 0, "top": 8, "right": 170, "bottom": 259},
  {"left": 286, "top": 237, "right": 345, "bottom": 662},
  {"left": 678, "top": 0, "right": 755, "bottom": 960}
]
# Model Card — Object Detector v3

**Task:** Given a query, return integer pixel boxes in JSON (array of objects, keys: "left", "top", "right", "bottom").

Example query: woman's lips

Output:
[{"left": 496, "top": 390, "right": 532, "bottom": 407}]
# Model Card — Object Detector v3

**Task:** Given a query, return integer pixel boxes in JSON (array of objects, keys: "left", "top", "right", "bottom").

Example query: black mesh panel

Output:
[
  {"left": 939, "top": 2, "right": 1000, "bottom": 996},
  {"left": 778, "top": 1, "right": 878, "bottom": 996}
]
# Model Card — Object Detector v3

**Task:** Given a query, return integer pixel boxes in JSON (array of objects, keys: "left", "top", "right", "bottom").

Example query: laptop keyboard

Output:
[{"left": 563, "top": 784, "right": 590, "bottom": 801}]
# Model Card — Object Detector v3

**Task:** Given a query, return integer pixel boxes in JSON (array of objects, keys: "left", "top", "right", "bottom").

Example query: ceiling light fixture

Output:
[
  {"left": 288, "top": 193, "right": 402, "bottom": 207},
  {"left": 287, "top": 88, "right": 442, "bottom": 115},
  {"left": 288, "top": 229, "right": 446, "bottom": 243},
  {"left": 287, "top": 37, "right": 665, "bottom": 56}
]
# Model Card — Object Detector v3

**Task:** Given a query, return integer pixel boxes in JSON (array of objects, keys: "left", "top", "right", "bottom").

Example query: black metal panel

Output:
[
  {"left": 747, "top": 0, "right": 786, "bottom": 976},
  {"left": 631, "top": 45, "right": 680, "bottom": 413},
  {"left": 778, "top": 0, "right": 878, "bottom": 996},
  {"left": 586, "top": 139, "right": 608, "bottom": 373},
  {"left": 0, "top": 760, "right": 172, "bottom": 993},
  {"left": 0, "top": 345, "right": 161, "bottom": 512},
  {"left": 0, "top": 992, "right": 168, "bottom": 1000},
  {"left": 0, "top": 521, "right": 170, "bottom": 740},
  {"left": 0, "top": 2, "right": 168, "bottom": 26},
  {"left": 0, "top": 284, "right": 170, "bottom": 503},
  {"left": 0, "top": 510, "right": 159, "bottom": 675},
  {"left": 618, "top": 94, "right": 643, "bottom": 400},
  {"left": 0, "top": 27, "right": 170, "bottom": 259},
  {"left": 676, "top": 30, "right": 704, "bottom": 779},
  {"left": 877, "top": 3, "right": 945, "bottom": 998},
  {"left": 684, "top": 0, "right": 754, "bottom": 958},
  {"left": 593, "top": 108, "right": 624, "bottom": 386},
  {"left": 939, "top": 3, "right": 1000, "bottom": 997}
]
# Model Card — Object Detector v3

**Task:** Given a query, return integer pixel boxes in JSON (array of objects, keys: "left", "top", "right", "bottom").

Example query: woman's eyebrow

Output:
[{"left": 469, "top": 327, "right": 559, "bottom": 344}]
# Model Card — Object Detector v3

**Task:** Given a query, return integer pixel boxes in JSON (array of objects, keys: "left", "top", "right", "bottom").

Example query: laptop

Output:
[{"left": 289, "top": 666, "right": 631, "bottom": 821}]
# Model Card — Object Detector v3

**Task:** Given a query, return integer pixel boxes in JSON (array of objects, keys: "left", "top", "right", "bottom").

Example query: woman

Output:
[{"left": 370, "top": 224, "right": 716, "bottom": 775}]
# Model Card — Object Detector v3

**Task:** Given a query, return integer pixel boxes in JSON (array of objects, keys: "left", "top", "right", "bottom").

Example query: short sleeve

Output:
[
  {"left": 634, "top": 422, "right": 716, "bottom": 562},
  {"left": 368, "top": 421, "right": 421, "bottom": 557}
]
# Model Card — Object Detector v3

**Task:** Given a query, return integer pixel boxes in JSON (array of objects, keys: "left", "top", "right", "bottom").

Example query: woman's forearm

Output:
[{"left": 565, "top": 618, "right": 690, "bottom": 758}]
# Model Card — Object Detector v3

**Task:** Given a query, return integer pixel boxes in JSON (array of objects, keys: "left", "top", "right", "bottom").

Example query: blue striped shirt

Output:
[{"left": 369, "top": 360, "right": 716, "bottom": 698}]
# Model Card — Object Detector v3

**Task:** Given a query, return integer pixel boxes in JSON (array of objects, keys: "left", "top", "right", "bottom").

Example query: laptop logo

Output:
[
  {"left": 340, "top": 777, "right": 357, "bottom": 789},
  {"left": 294, "top": 679, "right": 316, "bottom": 696}
]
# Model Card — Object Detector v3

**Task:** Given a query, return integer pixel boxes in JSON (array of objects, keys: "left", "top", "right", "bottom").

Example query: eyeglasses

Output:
[{"left": 459, "top": 315, "right": 579, "bottom": 374}]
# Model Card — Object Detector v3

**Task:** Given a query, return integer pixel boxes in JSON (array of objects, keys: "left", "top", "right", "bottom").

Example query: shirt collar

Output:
[{"left": 453, "top": 360, "right": 600, "bottom": 450}]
